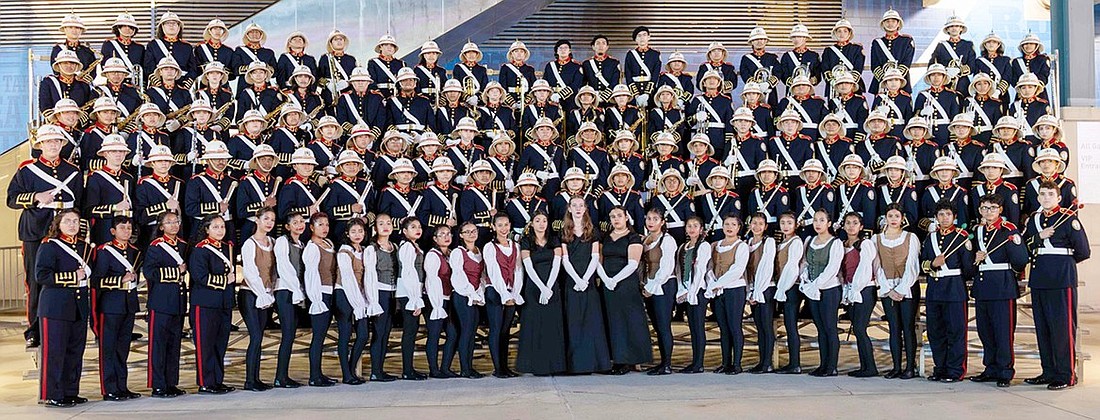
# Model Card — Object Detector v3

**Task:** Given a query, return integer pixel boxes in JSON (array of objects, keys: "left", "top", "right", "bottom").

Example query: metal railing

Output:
[{"left": 0, "top": 246, "right": 26, "bottom": 313}]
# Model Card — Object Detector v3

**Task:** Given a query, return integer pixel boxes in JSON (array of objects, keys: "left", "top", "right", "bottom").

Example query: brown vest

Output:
[
  {"left": 712, "top": 240, "right": 739, "bottom": 279},
  {"left": 255, "top": 239, "right": 275, "bottom": 291},
  {"left": 340, "top": 248, "right": 364, "bottom": 286},
  {"left": 643, "top": 234, "right": 665, "bottom": 280},
  {"left": 773, "top": 237, "right": 795, "bottom": 283},
  {"left": 746, "top": 238, "right": 766, "bottom": 283},
  {"left": 876, "top": 233, "right": 911, "bottom": 279},
  {"left": 316, "top": 240, "right": 336, "bottom": 287}
]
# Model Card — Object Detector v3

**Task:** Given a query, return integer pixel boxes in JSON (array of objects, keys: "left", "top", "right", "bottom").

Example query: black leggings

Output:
[
  {"left": 238, "top": 291, "right": 270, "bottom": 387},
  {"left": 883, "top": 292, "right": 919, "bottom": 371},
  {"left": 273, "top": 290, "right": 298, "bottom": 382},
  {"left": 426, "top": 299, "right": 458, "bottom": 374},
  {"left": 485, "top": 287, "right": 517, "bottom": 372},
  {"left": 713, "top": 286, "right": 747, "bottom": 368},
  {"left": 645, "top": 281, "right": 678, "bottom": 367},
  {"left": 752, "top": 287, "right": 777, "bottom": 368},
  {"left": 685, "top": 290, "right": 709, "bottom": 367},
  {"left": 370, "top": 290, "right": 395, "bottom": 375},
  {"left": 452, "top": 294, "right": 481, "bottom": 373},
  {"left": 782, "top": 288, "right": 804, "bottom": 367},
  {"left": 850, "top": 287, "right": 878, "bottom": 373},
  {"left": 396, "top": 296, "right": 422, "bottom": 375},
  {"left": 335, "top": 289, "right": 370, "bottom": 380},
  {"left": 308, "top": 294, "right": 333, "bottom": 381}
]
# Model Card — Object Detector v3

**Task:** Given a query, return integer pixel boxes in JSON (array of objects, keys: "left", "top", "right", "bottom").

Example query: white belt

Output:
[
  {"left": 632, "top": 76, "right": 651, "bottom": 82},
  {"left": 978, "top": 263, "right": 1011, "bottom": 272},
  {"left": 703, "top": 122, "right": 725, "bottom": 129},
  {"left": 376, "top": 83, "right": 393, "bottom": 89},
  {"left": 931, "top": 119, "right": 949, "bottom": 125},
  {"left": 377, "top": 284, "right": 396, "bottom": 292},
  {"left": 802, "top": 123, "right": 818, "bottom": 129},
  {"left": 736, "top": 170, "right": 756, "bottom": 177},
  {"left": 781, "top": 170, "right": 799, "bottom": 177},
  {"left": 913, "top": 174, "right": 930, "bottom": 181},
  {"left": 1037, "top": 247, "right": 1073, "bottom": 256},
  {"left": 395, "top": 124, "right": 425, "bottom": 131},
  {"left": 1006, "top": 170, "right": 1024, "bottom": 178},
  {"left": 38, "top": 201, "right": 74, "bottom": 209},
  {"left": 75, "top": 280, "right": 88, "bottom": 288},
  {"left": 422, "top": 88, "right": 438, "bottom": 94},
  {"left": 931, "top": 268, "right": 962, "bottom": 278},
  {"left": 764, "top": 216, "right": 777, "bottom": 223},
  {"left": 959, "top": 171, "right": 973, "bottom": 179},
  {"left": 667, "top": 221, "right": 685, "bottom": 228},
  {"left": 320, "top": 285, "right": 334, "bottom": 294}
]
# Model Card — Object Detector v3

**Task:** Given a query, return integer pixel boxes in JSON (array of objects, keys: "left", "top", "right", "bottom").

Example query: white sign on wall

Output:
[{"left": 1076, "top": 121, "right": 1100, "bottom": 204}]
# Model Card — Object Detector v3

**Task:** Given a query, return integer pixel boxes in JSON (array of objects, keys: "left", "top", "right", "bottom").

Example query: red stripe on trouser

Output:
[
  {"left": 1066, "top": 288, "right": 1077, "bottom": 384},
  {"left": 195, "top": 307, "right": 204, "bottom": 387},
  {"left": 959, "top": 301, "right": 968, "bottom": 380},
  {"left": 97, "top": 312, "right": 105, "bottom": 395},
  {"left": 39, "top": 318, "right": 47, "bottom": 400},
  {"left": 147, "top": 310, "right": 155, "bottom": 388},
  {"left": 1008, "top": 300, "right": 1016, "bottom": 370}
]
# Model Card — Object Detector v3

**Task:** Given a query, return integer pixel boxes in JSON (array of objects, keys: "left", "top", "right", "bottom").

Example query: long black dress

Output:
[
  {"left": 563, "top": 233, "right": 612, "bottom": 373},
  {"left": 516, "top": 236, "right": 567, "bottom": 374},
  {"left": 600, "top": 232, "right": 653, "bottom": 365}
]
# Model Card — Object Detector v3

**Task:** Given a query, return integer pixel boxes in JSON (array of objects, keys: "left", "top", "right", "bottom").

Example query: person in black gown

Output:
[
  {"left": 516, "top": 212, "right": 567, "bottom": 375},
  {"left": 560, "top": 196, "right": 612, "bottom": 374},
  {"left": 597, "top": 206, "right": 653, "bottom": 374}
]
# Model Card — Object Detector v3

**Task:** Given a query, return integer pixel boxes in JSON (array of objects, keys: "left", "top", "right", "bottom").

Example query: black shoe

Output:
[
  {"left": 26, "top": 338, "right": 40, "bottom": 349},
  {"left": 42, "top": 399, "right": 74, "bottom": 408},
  {"left": 711, "top": 365, "right": 730, "bottom": 374},
  {"left": 168, "top": 386, "right": 186, "bottom": 396},
  {"left": 244, "top": 382, "right": 272, "bottom": 391},
  {"left": 265, "top": 321, "right": 282, "bottom": 331},
  {"left": 230, "top": 324, "right": 240, "bottom": 332},
  {"left": 678, "top": 364, "right": 703, "bottom": 374},
  {"left": 122, "top": 390, "right": 141, "bottom": 399},
  {"left": 505, "top": 369, "right": 520, "bottom": 378},
  {"left": 66, "top": 396, "right": 88, "bottom": 404},
  {"left": 181, "top": 330, "right": 192, "bottom": 340},
  {"left": 1024, "top": 376, "right": 1051, "bottom": 385},
  {"left": 309, "top": 378, "right": 336, "bottom": 387},
  {"left": 273, "top": 378, "right": 302, "bottom": 388},
  {"left": 1047, "top": 381, "right": 1071, "bottom": 390},
  {"left": 439, "top": 369, "right": 459, "bottom": 378},
  {"left": 342, "top": 376, "right": 366, "bottom": 385},
  {"left": 775, "top": 365, "right": 802, "bottom": 374},
  {"left": 197, "top": 386, "right": 224, "bottom": 395},
  {"left": 808, "top": 366, "right": 825, "bottom": 377},
  {"left": 724, "top": 366, "right": 743, "bottom": 375},
  {"left": 940, "top": 377, "right": 960, "bottom": 383},
  {"left": 752, "top": 365, "right": 774, "bottom": 374},
  {"left": 997, "top": 379, "right": 1012, "bottom": 388},
  {"left": 491, "top": 370, "right": 511, "bottom": 379},
  {"left": 402, "top": 371, "right": 428, "bottom": 381},
  {"left": 898, "top": 368, "right": 916, "bottom": 380},
  {"left": 216, "top": 383, "right": 236, "bottom": 393},
  {"left": 150, "top": 388, "right": 174, "bottom": 398},
  {"left": 370, "top": 372, "right": 397, "bottom": 382},
  {"left": 102, "top": 393, "right": 127, "bottom": 401},
  {"left": 460, "top": 370, "right": 484, "bottom": 379},
  {"left": 847, "top": 369, "right": 865, "bottom": 377},
  {"left": 883, "top": 368, "right": 900, "bottom": 379},
  {"left": 646, "top": 365, "right": 672, "bottom": 376},
  {"left": 851, "top": 370, "right": 879, "bottom": 378},
  {"left": 926, "top": 374, "right": 942, "bottom": 382},
  {"left": 130, "top": 333, "right": 144, "bottom": 341},
  {"left": 968, "top": 374, "right": 991, "bottom": 383}
]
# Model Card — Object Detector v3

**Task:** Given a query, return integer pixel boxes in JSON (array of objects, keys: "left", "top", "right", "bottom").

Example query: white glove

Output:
[
  {"left": 210, "top": 124, "right": 224, "bottom": 132},
  {"left": 511, "top": 102, "right": 523, "bottom": 111},
  {"left": 695, "top": 111, "right": 708, "bottom": 123},
  {"left": 636, "top": 94, "right": 650, "bottom": 107},
  {"left": 535, "top": 170, "right": 549, "bottom": 180},
  {"left": 164, "top": 119, "right": 181, "bottom": 132},
  {"left": 676, "top": 99, "right": 685, "bottom": 109},
  {"left": 539, "top": 288, "right": 553, "bottom": 305},
  {"left": 505, "top": 179, "right": 516, "bottom": 191},
  {"left": 186, "top": 150, "right": 197, "bottom": 163},
  {"left": 927, "top": 220, "right": 939, "bottom": 233},
  {"left": 325, "top": 165, "right": 338, "bottom": 176},
  {"left": 723, "top": 155, "right": 736, "bottom": 166},
  {"left": 551, "top": 93, "right": 561, "bottom": 103},
  {"left": 456, "top": 175, "right": 468, "bottom": 185},
  {"left": 645, "top": 179, "right": 656, "bottom": 190},
  {"left": 466, "top": 96, "right": 480, "bottom": 106},
  {"left": 687, "top": 175, "right": 701, "bottom": 186},
  {"left": 131, "top": 154, "right": 142, "bottom": 167},
  {"left": 300, "top": 122, "right": 314, "bottom": 132}
]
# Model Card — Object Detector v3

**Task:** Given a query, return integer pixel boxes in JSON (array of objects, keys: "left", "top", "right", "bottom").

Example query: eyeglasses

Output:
[
  {"left": 435, "top": 232, "right": 450, "bottom": 237},
  {"left": 979, "top": 206, "right": 1001, "bottom": 211}
]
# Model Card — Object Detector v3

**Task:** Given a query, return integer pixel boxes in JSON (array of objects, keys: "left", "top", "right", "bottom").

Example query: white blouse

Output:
[
  {"left": 871, "top": 232, "right": 921, "bottom": 299},
  {"left": 302, "top": 239, "right": 335, "bottom": 315},
  {"left": 483, "top": 240, "right": 525, "bottom": 305},
  {"left": 397, "top": 241, "right": 425, "bottom": 311},
  {"left": 448, "top": 246, "right": 486, "bottom": 305},
  {"left": 643, "top": 233, "right": 678, "bottom": 295},
  {"left": 774, "top": 236, "right": 805, "bottom": 302},
  {"left": 705, "top": 239, "right": 749, "bottom": 298},
  {"left": 273, "top": 235, "right": 305, "bottom": 304},
  {"left": 677, "top": 241, "right": 711, "bottom": 305},
  {"left": 798, "top": 236, "right": 845, "bottom": 301},
  {"left": 748, "top": 236, "right": 777, "bottom": 303},
  {"left": 843, "top": 240, "right": 878, "bottom": 304},
  {"left": 336, "top": 244, "right": 369, "bottom": 320},
  {"left": 241, "top": 236, "right": 276, "bottom": 309},
  {"left": 424, "top": 249, "right": 450, "bottom": 320}
]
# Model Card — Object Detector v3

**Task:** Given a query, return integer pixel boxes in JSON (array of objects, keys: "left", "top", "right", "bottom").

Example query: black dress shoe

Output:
[
  {"left": 505, "top": 369, "right": 521, "bottom": 378},
  {"left": 370, "top": 372, "right": 397, "bottom": 382},
  {"left": 168, "top": 386, "right": 186, "bottom": 396},
  {"left": 997, "top": 379, "right": 1012, "bottom": 388},
  {"left": 42, "top": 399, "right": 74, "bottom": 408},
  {"left": 775, "top": 365, "right": 802, "bottom": 374},
  {"left": 1024, "top": 376, "right": 1051, "bottom": 385},
  {"left": 402, "top": 371, "right": 428, "bottom": 381},
  {"left": 309, "top": 378, "right": 336, "bottom": 387},
  {"left": 244, "top": 382, "right": 272, "bottom": 391},
  {"left": 460, "top": 370, "right": 484, "bottom": 379},
  {"left": 847, "top": 370, "right": 865, "bottom": 377},
  {"left": 927, "top": 374, "right": 942, "bottom": 381},
  {"left": 103, "top": 393, "right": 127, "bottom": 401},
  {"left": 197, "top": 386, "right": 222, "bottom": 395},
  {"left": 852, "top": 370, "right": 879, "bottom": 378},
  {"left": 898, "top": 369, "right": 916, "bottom": 380},
  {"left": 491, "top": 370, "right": 511, "bottom": 379},
  {"left": 808, "top": 367, "right": 825, "bottom": 377},
  {"left": 439, "top": 369, "right": 459, "bottom": 378},
  {"left": 230, "top": 324, "right": 240, "bottom": 332},
  {"left": 342, "top": 376, "right": 366, "bottom": 385},
  {"left": 216, "top": 383, "right": 236, "bottom": 393},
  {"left": 752, "top": 366, "right": 774, "bottom": 374},
  {"left": 968, "top": 374, "right": 991, "bottom": 383},
  {"left": 725, "top": 366, "right": 743, "bottom": 375},
  {"left": 646, "top": 365, "right": 672, "bottom": 376},
  {"left": 123, "top": 390, "right": 141, "bottom": 399},
  {"left": 273, "top": 378, "right": 302, "bottom": 388},
  {"left": 712, "top": 365, "right": 730, "bottom": 374},
  {"left": 130, "top": 333, "right": 144, "bottom": 341},
  {"left": 66, "top": 396, "right": 88, "bottom": 404},
  {"left": 678, "top": 365, "right": 703, "bottom": 374},
  {"left": 26, "top": 338, "right": 40, "bottom": 349},
  {"left": 1047, "top": 381, "right": 1071, "bottom": 390},
  {"left": 151, "top": 388, "right": 174, "bottom": 398},
  {"left": 940, "top": 377, "right": 960, "bottom": 383},
  {"left": 883, "top": 368, "right": 900, "bottom": 379}
]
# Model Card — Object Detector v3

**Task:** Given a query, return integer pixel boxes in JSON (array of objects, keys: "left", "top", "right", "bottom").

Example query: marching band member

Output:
[
  {"left": 599, "top": 206, "right": 652, "bottom": 374},
  {"left": 822, "top": 18, "right": 866, "bottom": 96},
  {"left": 740, "top": 27, "right": 781, "bottom": 107},
  {"left": 624, "top": 26, "right": 660, "bottom": 107},
  {"left": 645, "top": 132, "right": 685, "bottom": 194},
  {"left": 144, "top": 212, "right": 188, "bottom": 398},
  {"left": 415, "top": 41, "right": 447, "bottom": 100},
  {"left": 599, "top": 164, "right": 646, "bottom": 233},
  {"left": 460, "top": 160, "right": 500, "bottom": 245},
  {"left": 518, "top": 117, "right": 565, "bottom": 196},
  {"left": 387, "top": 67, "right": 433, "bottom": 135},
  {"left": 277, "top": 148, "right": 323, "bottom": 232},
  {"left": 828, "top": 73, "right": 867, "bottom": 141},
  {"left": 142, "top": 12, "right": 193, "bottom": 89},
  {"left": 967, "top": 73, "right": 1005, "bottom": 143},
  {"left": 239, "top": 207, "right": 278, "bottom": 391},
  {"left": 1008, "top": 34, "right": 1051, "bottom": 99},
  {"left": 1032, "top": 115, "right": 1069, "bottom": 171},
  {"left": 568, "top": 86, "right": 605, "bottom": 139},
  {"left": 728, "top": 107, "right": 770, "bottom": 201},
  {"left": 877, "top": 156, "right": 920, "bottom": 232},
  {"left": 371, "top": 130, "right": 409, "bottom": 186},
  {"left": 268, "top": 103, "right": 310, "bottom": 179},
  {"left": 125, "top": 103, "right": 171, "bottom": 176},
  {"left": 609, "top": 131, "right": 647, "bottom": 193},
  {"left": 147, "top": 58, "right": 192, "bottom": 135},
  {"left": 483, "top": 214, "right": 524, "bottom": 378},
  {"left": 688, "top": 70, "right": 734, "bottom": 159},
  {"left": 930, "top": 15, "right": 976, "bottom": 96},
  {"left": 485, "top": 131, "right": 518, "bottom": 194},
  {"left": 1024, "top": 148, "right": 1077, "bottom": 216},
  {"left": 920, "top": 156, "right": 970, "bottom": 232},
  {"left": 603, "top": 84, "right": 641, "bottom": 140},
  {"left": 813, "top": 113, "right": 852, "bottom": 182},
  {"left": 698, "top": 42, "right": 737, "bottom": 95},
  {"left": 1009, "top": 73, "right": 1051, "bottom": 141},
  {"left": 657, "top": 52, "right": 694, "bottom": 111},
  {"left": 921, "top": 201, "right": 976, "bottom": 383},
  {"left": 776, "top": 74, "right": 826, "bottom": 141},
  {"left": 871, "top": 68, "right": 914, "bottom": 139},
  {"left": 857, "top": 110, "right": 902, "bottom": 181},
  {"left": 945, "top": 113, "right": 986, "bottom": 188},
  {"left": 1022, "top": 181, "right": 1089, "bottom": 390},
  {"left": 234, "top": 62, "right": 279, "bottom": 122},
  {"left": 412, "top": 133, "right": 445, "bottom": 189},
  {"left": 273, "top": 212, "right": 308, "bottom": 388},
  {"left": 544, "top": 40, "right": 584, "bottom": 112},
  {"left": 873, "top": 204, "right": 921, "bottom": 379},
  {"left": 308, "top": 118, "right": 341, "bottom": 178},
  {"left": 839, "top": 213, "right": 878, "bottom": 377},
  {"left": 193, "top": 20, "right": 232, "bottom": 75},
  {"left": 177, "top": 100, "right": 223, "bottom": 179},
  {"left": 972, "top": 154, "right": 1021, "bottom": 224},
  {"left": 35, "top": 210, "right": 92, "bottom": 407},
  {"left": 334, "top": 218, "right": 370, "bottom": 385},
  {"left": 478, "top": 82, "right": 518, "bottom": 147},
  {"left": 975, "top": 32, "right": 1013, "bottom": 103},
  {"left": 94, "top": 59, "right": 143, "bottom": 133},
  {"left": 395, "top": 218, "right": 428, "bottom": 380},
  {"left": 276, "top": 31, "right": 319, "bottom": 91},
  {"left": 746, "top": 159, "right": 789, "bottom": 234},
  {"left": 648, "top": 86, "right": 685, "bottom": 155},
  {"left": 521, "top": 79, "right": 562, "bottom": 138},
  {"left": 100, "top": 13, "right": 144, "bottom": 86},
  {"left": 676, "top": 217, "right": 711, "bottom": 373},
  {"left": 987, "top": 116, "right": 1033, "bottom": 189},
  {"left": 684, "top": 134, "right": 719, "bottom": 196},
  {"left": 914, "top": 63, "right": 961, "bottom": 146},
  {"left": 560, "top": 197, "right": 612, "bottom": 374},
  {"left": 364, "top": 214, "right": 399, "bottom": 382},
  {"left": 746, "top": 214, "right": 777, "bottom": 373},
  {"left": 377, "top": 158, "right": 421, "bottom": 226},
  {"left": 446, "top": 118, "right": 485, "bottom": 184},
  {"left": 792, "top": 159, "right": 835, "bottom": 238},
  {"left": 649, "top": 169, "right": 693, "bottom": 243},
  {"left": 449, "top": 222, "right": 487, "bottom": 378},
  {"left": 337, "top": 68, "right": 388, "bottom": 133},
  {"left": 227, "top": 110, "right": 268, "bottom": 178},
  {"left": 302, "top": 213, "right": 338, "bottom": 387},
  {"left": 284, "top": 65, "right": 328, "bottom": 123},
  {"left": 769, "top": 108, "right": 814, "bottom": 190},
  {"left": 799, "top": 209, "right": 844, "bottom": 377},
  {"left": 418, "top": 157, "right": 460, "bottom": 245},
  {"left": 424, "top": 225, "right": 458, "bottom": 378},
  {"left": 778, "top": 23, "right": 821, "bottom": 95},
  {"left": 773, "top": 213, "right": 805, "bottom": 373},
  {"left": 189, "top": 215, "right": 236, "bottom": 394},
  {"left": 640, "top": 209, "right": 678, "bottom": 375},
  {"left": 566, "top": 121, "right": 611, "bottom": 192},
  {"left": 869, "top": 9, "right": 915, "bottom": 95},
  {"left": 80, "top": 98, "right": 121, "bottom": 172},
  {"left": 583, "top": 35, "right": 620, "bottom": 107},
  {"left": 706, "top": 215, "right": 748, "bottom": 374},
  {"left": 969, "top": 194, "right": 1028, "bottom": 388},
  {"left": 694, "top": 166, "right": 741, "bottom": 241},
  {"left": 51, "top": 14, "right": 94, "bottom": 75},
  {"left": 184, "top": 141, "right": 235, "bottom": 241},
  {"left": 84, "top": 135, "right": 134, "bottom": 245},
  {"left": 516, "top": 212, "right": 566, "bottom": 375},
  {"left": 230, "top": 23, "right": 276, "bottom": 92},
  {"left": 315, "top": 30, "right": 354, "bottom": 95},
  {"left": 41, "top": 51, "right": 93, "bottom": 114},
  {"left": 92, "top": 216, "right": 140, "bottom": 401},
  {"left": 904, "top": 116, "right": 939, "bottom": 191}
]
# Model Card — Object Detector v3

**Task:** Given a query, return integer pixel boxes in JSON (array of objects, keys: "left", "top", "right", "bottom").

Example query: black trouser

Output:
[
  {"left": 397, "top": 296, "right": 423, "bottom": 375},
  {"left": 98, "top": 312, "right": 136, "bottom": 395},
  {"left": 452, "top": 294, "right": 480, "bottom": 373},
  {"left": 645, "top": 281, "right": 678, "bottom": 367},
  {"left": 713, "top": 286, "right": 746, "bottom": 369},
  {"left": 485, "top": 287, "right": 516, "bottom": 372},
  {"left": 23, "top": 241, "right": 42, "bottom": 342},
  {"left": 782, "top": 288, "right": 803, "bottom": 367},
  {"left": 238, "top": 291, "right": 270, "bottom": 387},
  {"left": 39, "top": 316, "right": 87, "bottom": 401},
  {"left": 192, "top": 306, "right": 231, "bottom": 387},
  {"left": 273, "top": 290, "right": 298, "bottom": 382},
  {"left": 334, "top": 289, "right": 369, "bottom": 380},
  {"left": 975, "top": 299, "right": 1016, "bottom": 380},
  {"left": 927, "top": 299, "right": 968, "bottom": 380},
  {"left": 752, "top": 287, "right": 777, "bottom": 368},
  {"left": 882, "top": 295, "right": 919, "bottom": 371},
  {"left": 685, "top": 291, "right": 709, "bottom": 368},
  {"left": 426, "top": 299, "right": 458, "bottom": 374},
  {"left": 147, "top": 309, "right": 182, "bottom": 390},
  {"left": 1032, "top": 287, "right": 1077, "bottom": 384},
  {"left": 850, "top": 287, "right": 878, "bottom": 374},
  {"left": 370, "top": 290, "right": 395, "bottom": 375},
  {"left": 809, "top": 286, "right": 841, "bottom": 372},
  {"left": 308, "top": 293, "right": 333, "bottom": 381}
]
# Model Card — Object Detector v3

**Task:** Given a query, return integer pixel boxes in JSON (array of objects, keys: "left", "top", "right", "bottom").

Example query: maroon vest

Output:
[
  {"left": 432, "top": 249, "right": 453, "bottom": 297},
  {"left": 460, "top": 247, "right": 483, "bottom": 288},
  {"left": 492, "top": 241, "right": 518, "bottom": 288},
  {"left": 839, "top": 241, "right": 861, "bottom": 285}
]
